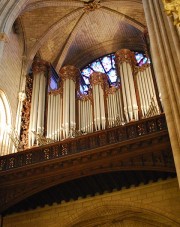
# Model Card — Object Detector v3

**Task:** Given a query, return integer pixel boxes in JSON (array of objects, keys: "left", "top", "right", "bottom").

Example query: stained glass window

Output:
[
  {"left": 90, "top": 61, "right": 105, "bottom": 73},
  {"left": 80, "top": 51, "right": 150, "bottom": 94},
  {"left": 48, "top": 65, "right": 60, "bottom": 91},
  {"left": 134, "top": 52, "right": 150, "bottom": 66},
  {"left": 80, "top": 53, "right": 117, "bottom": 94}
]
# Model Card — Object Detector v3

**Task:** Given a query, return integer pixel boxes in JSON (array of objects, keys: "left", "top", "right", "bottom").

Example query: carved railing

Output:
[{"left": 0, "top": 114, "right": 167, "bottom": 172}]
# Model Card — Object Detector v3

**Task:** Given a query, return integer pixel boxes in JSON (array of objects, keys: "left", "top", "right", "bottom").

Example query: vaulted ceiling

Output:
[{"left": 17, "top": 0, "right": 147, "bottom": 70}]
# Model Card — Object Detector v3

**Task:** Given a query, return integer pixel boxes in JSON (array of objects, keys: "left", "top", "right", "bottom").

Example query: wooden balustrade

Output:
[{"left": 0, "top": 114, "right": 167, "bottom": 172}]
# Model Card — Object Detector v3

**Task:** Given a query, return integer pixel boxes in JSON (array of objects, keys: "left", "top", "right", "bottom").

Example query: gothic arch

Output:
[
  {"left": 0, "top": 89, "right": 12, "bottom": 156},
  {"left": 0, "top": 0, "right": 29, "bottom": 34},
  {"left": 64, "top": 200, "right": 180, "bottom": 227}
]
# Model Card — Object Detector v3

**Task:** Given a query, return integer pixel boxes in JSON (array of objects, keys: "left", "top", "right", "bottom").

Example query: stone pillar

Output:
[{"left": 142, "top": 0, "right": 180, "bottom": 185}]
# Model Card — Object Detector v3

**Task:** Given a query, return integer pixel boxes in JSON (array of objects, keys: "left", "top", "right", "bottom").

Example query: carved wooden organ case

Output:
[{"left": 21, "top": 49, "right": 161, "bottom": 148}]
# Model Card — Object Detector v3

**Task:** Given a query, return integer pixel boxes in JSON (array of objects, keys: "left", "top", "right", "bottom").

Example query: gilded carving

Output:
[
  {"left": 145, "top": 97, "right": 160, "bottom": 118},
  {"left": 32, "top": 57, "right": 49, "bottom": 73},
  {"left": 8, "top": 128, "right": 24, "bottom": 152},
  {"left": 20, "top": 74, "right": 33, "bottom": 148},
  {"left": 115, "top": 49, "right": 137, "bottom": 68},
  {"left": 59, "top": 65, "right": 80, "bottom": 83},
  {"left": 162, "top": 0, "right": 180, "bottom": 26},
  {"left": 89, "top": 72, "right": 109, "bottom": 91},
  {"left": 135, "top": 63, "right": 151, "bottom": 73},
  {"left": 105, "top": 86, "right": 118, "bottom": 96},
  {"left": 32, "top": 131, "right": 56, "bottom": 146},
  {"left": 83, "top": 0, "right": 101, "bottom": 13},
  {"left": 0, "top": 33, "right": 9, "bottom": 42},
  {"left": 48, "top": 87, "right": 63, "bottom": 96},
  {"left": 78, "top": 93, "right": 92, "bottom": 101}
]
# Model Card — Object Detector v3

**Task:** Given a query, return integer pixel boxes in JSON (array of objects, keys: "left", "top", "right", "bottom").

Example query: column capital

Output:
[
  {"left": 59, "top": 65, "right": 80, "bottom": 83},
  {"left": 32, "top": 58, "right": 49, "bottom": 73},
  {"left": 89, "top": 72, "right": 108, "bottom": 86},
  {"left": 0, "top": 33, "right": 9, "bottom": 42},
  {"left": 162, "top": 0, "right": 180, "bottom": 26},
  {"left": 115, "top": 49, "right": 137, "bottom": 66},
  {"left": 18, "top": 91, "right": 27, "bottom": 102}
]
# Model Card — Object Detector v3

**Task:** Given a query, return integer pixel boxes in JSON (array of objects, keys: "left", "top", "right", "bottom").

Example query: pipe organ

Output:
[{"left": 18, "top": 49, "right": 161, "bottom": 149}]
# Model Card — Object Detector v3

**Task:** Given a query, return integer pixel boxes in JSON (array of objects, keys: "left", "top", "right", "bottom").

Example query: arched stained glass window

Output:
[
  {"left": 80, "top": 51, "right": 150, "bottom": 94},
  {"left": 81, "top": 54, "right": 117, "bottom": 94}
]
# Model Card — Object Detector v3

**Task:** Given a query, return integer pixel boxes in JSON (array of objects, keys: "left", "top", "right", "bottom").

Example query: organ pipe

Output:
[
  {"left": 59, "top": 65, "right": 79, "bottom": 138},
  {"left": 106, "top": 86, "right": 124, "bottom": 127},
  {"left": 28, "top": 58, "right": 49, "bottom": 147},
  {"left": 136, "top": 64, "right": 160, "bottom": 117},
  {"left": 90, "top": 72, "right": 108, "bottom": 131},
  {"left": 78, "top": 93, "right": 93, "bottom": 133},
  {"left": 115, "top": 49, "right": 138, "bottom": 122}
]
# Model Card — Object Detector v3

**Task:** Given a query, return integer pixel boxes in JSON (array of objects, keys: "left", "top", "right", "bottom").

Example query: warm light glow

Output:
[{"left": 0, "top": 90, "right": 12, "bottom": 156}]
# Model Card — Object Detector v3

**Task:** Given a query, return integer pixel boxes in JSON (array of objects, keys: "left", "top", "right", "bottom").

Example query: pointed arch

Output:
[{"left": 0, "top": 89, "right": 12, "bottom": 156}]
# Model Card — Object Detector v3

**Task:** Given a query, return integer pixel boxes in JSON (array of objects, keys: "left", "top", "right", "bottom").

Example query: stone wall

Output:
[
  {"left": 0, "top": 29, "right": 24, "bottom": 125},
  {"left": 3, "top": 178, "right": 180, "bottom": 227}
]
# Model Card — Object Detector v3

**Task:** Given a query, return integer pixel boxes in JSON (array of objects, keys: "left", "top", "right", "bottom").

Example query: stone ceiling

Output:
[{"left": 18, "top": 0, "right": 146, "bottom": 70}]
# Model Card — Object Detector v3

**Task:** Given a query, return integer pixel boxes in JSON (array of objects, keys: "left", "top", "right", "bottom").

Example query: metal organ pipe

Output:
[
  {"left": 106, "top": 86, "right": 124, "bottom": 126},
  {"left": 119, "top": 65, "right": 128, "bottom": 122},
  {"left": 28, "top": 59, "right": 48, "bottom": 147},
  {"left": 141, "top": 70, "right": 148, "bottom": 113},
  {"left": 90, "top": 72, "right": 107, "bottom": 131},
  {"left": 95, "top": 85, "right": 101, "bottom": 130},
  {"left": 122, "top": 61, "right": 132, "bottom": 121},
  {"left": 59, "top": 65, "right": 79, "bottom": 138},
  {"left": 127, "top": 62, "right": 138, "bottom": 120},
  {"left": 136, "top": 64, "right": 160, "bottom": 116},
  {"left": 136, "top": 72, "right": 145, "bottom": 116},
  {"left": 78, "top": 95, "right": 93, "bottom": 133},
  {"left": 99, "top": 84, "right": 106, "bottom": 129},
  {"left": 115, "top": 49, "right": 138, "bottom": 122},
  {"left": 117, "top": 88, "right": 124, "bottom": 122}
]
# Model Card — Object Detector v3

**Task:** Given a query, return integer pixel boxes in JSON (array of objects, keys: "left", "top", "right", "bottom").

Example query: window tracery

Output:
[{"left": 80, "top": 52, "right": 150, "bottom": 94}]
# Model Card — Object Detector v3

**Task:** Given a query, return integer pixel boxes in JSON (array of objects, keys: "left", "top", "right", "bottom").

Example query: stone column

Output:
[{"left": 142, "top": 0, "right": 180, "bottom": 185}]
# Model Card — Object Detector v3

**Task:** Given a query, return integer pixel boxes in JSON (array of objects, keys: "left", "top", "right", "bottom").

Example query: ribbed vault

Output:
[{"left": 12, "top": 0, "right": 146, "bottom": 70}]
